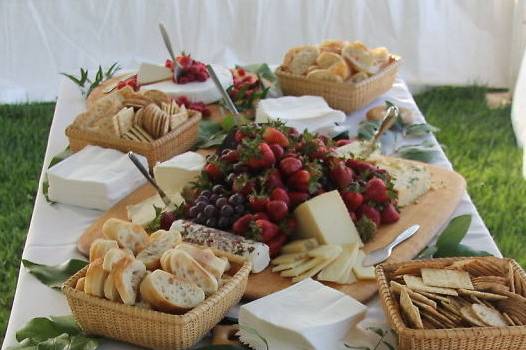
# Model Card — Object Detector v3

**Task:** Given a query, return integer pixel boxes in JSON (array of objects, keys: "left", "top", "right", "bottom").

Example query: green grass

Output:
[
  {"left": 0, "top": 87, "right": 525, "bottom": 342},
  {"left": 414, "top": 87, "right": 526, "bottom": 267},
  {"left": 0, "top": 103, "right": 54, "bottom": 344}
]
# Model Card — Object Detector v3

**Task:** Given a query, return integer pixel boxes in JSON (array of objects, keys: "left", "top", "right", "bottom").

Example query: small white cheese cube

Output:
[
  {"left": 294, "top": 190, "right": 364, "bottom": 247},
  {"left": 153, "top": 152, "right": 206, "bottom": 198}
]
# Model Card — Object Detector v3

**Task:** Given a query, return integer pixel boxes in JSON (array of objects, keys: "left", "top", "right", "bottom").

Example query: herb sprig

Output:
[{"left": 61, "top": 62, "right": 121, "bottom": 98}]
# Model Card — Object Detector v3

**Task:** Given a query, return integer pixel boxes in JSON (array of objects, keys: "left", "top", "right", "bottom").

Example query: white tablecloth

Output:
[{"left": 2, "top": 77, "right": 501, "bottom": 349}]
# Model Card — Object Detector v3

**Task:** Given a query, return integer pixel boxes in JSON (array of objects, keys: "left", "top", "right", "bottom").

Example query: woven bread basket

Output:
[
  {"left": 65, "top": 110, "right": 201, "bottom": 169},
  {"left": 63, "top": 254, "right": 251, "bottom": 350},
  {"left": 276, "top": 59, "right": 400, "bottom": 113},
  {"left": 376, "top": 257, "right": 526, "bottom": 350}
]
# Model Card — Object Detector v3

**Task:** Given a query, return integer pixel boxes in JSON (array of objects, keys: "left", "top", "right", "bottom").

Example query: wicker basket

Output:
[
  {"left": 65, "top": 110, "right": 201, "bottom": 169},
  {"left": 276, "top": 59, "right": 400, "bottom": 113},
  {"left": 63, "top": 254, "right": 251, "bottom": 350},
  {"left": 376, "top": 257, "right": 526, "bottom": 350}
]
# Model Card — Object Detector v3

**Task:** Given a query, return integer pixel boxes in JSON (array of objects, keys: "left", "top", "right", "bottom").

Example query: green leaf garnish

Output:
[
  {"left": 61, "top": 62, "right": 121, "bottom": 98},
  {"left": 22, "top": 259, "right": 88, "bottom": 290}
]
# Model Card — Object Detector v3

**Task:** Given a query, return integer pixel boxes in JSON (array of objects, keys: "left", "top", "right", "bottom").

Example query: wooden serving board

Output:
[{"left": 77, "top": 159, "right": 465, "bottom": 303}]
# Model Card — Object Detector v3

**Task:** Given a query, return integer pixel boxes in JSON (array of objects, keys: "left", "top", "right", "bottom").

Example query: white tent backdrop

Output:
[{"left": 0, "top": 0, "right": 524, "bottom": 103}]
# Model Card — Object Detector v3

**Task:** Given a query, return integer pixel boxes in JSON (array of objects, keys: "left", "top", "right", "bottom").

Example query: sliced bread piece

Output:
[
  {"left": 112, "top": 256, "right": 147, "bottom": 305},
  {"left": 102, "top": 247, "right": 134, "bottom": 272},
  {"left": 176, "top": 243, "right": 230, "bottom": 280},
  {"left": 84, "top": 258, "right": 108, "bottom": 297},
  {"left": 168, "top": 250, "right": 218, "bottom": 296},
  {"left": 136, "top": 229, "right": 182, "bottom": 270},
  {"left": 102, "top": 218, "right": 149, "bottom": 254},
  {"left": 104, "top": 270, "right": 122, "bottom": 302},
  {"left": 139, "top": 269, "right": 205, "bottom": 313},
  {"left": 89, "top": 239, "right": 119, "bottom": 262}
]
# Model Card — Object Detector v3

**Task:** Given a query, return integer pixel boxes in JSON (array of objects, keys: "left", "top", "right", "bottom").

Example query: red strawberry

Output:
[
  {"left": 270, "top": 187, "right": 290, "bottom": 206},
  {"left": 232, "top": 174, "right": 255, "bottom": 195},
  {"left": 268, "top": 233, "right": 288, "bottom": 257},
  {"left": 234, "top": 129, "right": 246, "bottom": 143},
  {"left": 232, "top": 214, "right": 254, "bottom": 235},
  {"left": 381, "top": 203, "right": 400, "bottom": 224},
  {"left": 266, "top": 200, "right": 289, "bottom": 222},
  {"left": 349, "top": 211, "right": 357, "bottom": 222},
  {"left": 204, "top": 163, "right": 222, "bottom": 180},
  {"left": 264, "top": 169, "right": 285, "bottom": 190},
  {"left": 220, "top": 149, "right": 239, "bottom": 163},
  {"left": 279, "top": 157, "right": 303, "bottom": 177},
  {"left": 365, "top": 177, "right": 390, "bottom": 202},
  {"left": 269, "top": 143, "right": 285, "bottom": 160},
  {"left": 335, "top": 139, "right": 352, "bottom": 147},
  {"left": 287, "top": 170, "right": 311, "bottom": 192},
  {"left": 164, "top": 59, "right": 174, "bottom": 69},
  {"left": 330, "top": 161, "right": 354, "bottom": 189},
  {"left": 245, "top": 143, "right": 276, "bottom": 170},
  {"left": 263, "top": 127, "right": 289, "bottom": 147},
  {"left": 288, "top": 128, "right": 300, "bottom": 137},
  {"left": 248, "top": 219, "right": 280, "bottom": 242},
  {"left": 341, "top": 191, "right": 364, "bottom": 211},
  {"left": 346, "top": 159, "right": 377, "bottom": 173},
  {"left": 357, "top": 204, "right": 381, "bottom": 226},
  {"left": 254, "top": 212, "right": 270, "bottom": 221},
  {"left": 248, "top": 194, "right": 270, "bottom": 212},
  {"left": 280, "top": 217, "right": 298, "bottom": 235},
  {"left": 160, "top": 211, "right": 177, "bottom": 230},
  {"left": 288, "top": 191, "right": 310, "bottom": 208},
  {"left": 311, "top": 145, "right": 330, "bottom": 159}
]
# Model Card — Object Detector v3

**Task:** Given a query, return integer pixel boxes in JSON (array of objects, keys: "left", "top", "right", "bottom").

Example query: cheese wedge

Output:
[
  {"left": 317, "top": 243, "right": 360, "bottom": 284},
  {"left": 294, "top": 191, "right": 363, "bottom": 246},
  {"left": 352, "top": 250, "right": 376, "bottom": 280},
  {"left": 280, "top": 238, "right": 319, "bottom": 254},
  {"left": 137, "top": 63, "right": 173, "bottom": 85},
  {"left": 153, "top": 152, "right": 206, "bottom": 199}
]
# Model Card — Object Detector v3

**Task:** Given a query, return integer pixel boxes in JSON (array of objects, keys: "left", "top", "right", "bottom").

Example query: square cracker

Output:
[
  {"left": 457, "top": 288, "right": 508, "bottom": 300},
  {"left": 403, "top": 275, "right": 459, "bottom": 296},
  {"left": 422, "top": 268, "right": 474, "bottom": 290},
  {"left": 115, "top": 107, "right": 135, "bottom": 136},
  {"left": 400, "top": 288, "right": 424, "bottom": 329}
]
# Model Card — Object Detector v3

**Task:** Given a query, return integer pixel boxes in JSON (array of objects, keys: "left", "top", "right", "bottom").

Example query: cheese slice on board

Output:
[
  {"left": 153, "top": 151, "right": 206, "bottom": 198},
  {"left": 294, "top": 190, "right": 363, "bottom": 246},
  {"left": 352, "top": 250, "right": 376, "bottom": 280},
  {"left": 137, "top": 63, "right": 173, "bottom": 85},
  {"left": 126, "top": 194, "right": 166, "bottom": 226},
  {"left": 317, "top": 243, "right": 360, "bottom": 284}
]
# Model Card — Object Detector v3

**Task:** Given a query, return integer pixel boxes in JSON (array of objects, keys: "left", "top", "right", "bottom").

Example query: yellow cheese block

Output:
[{"left": 294, "top": 190, "right": 363, "bottom": 246}]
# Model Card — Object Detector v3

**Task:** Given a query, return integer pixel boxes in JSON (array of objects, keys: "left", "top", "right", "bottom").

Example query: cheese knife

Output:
[
  {"left": 206, "top": 64, "right": 240, "bottom": 116},
  {"left": 158, "top": 23, "right": 183, "bottom": 81},
  {"left": 127, "top": 151, "right": 173, "bottom": 208},
  {"left": 362, "top": 104, "right": 399, "bottom": 159},
  {"left": 362, "top": 224, "right": 420, "bottom": 267}
]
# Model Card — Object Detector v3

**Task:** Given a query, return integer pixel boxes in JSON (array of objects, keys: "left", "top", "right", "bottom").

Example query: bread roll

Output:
[
  {"left": 75, "top": 277, "right": 85, "bottom": 291},
  {"left": 112, "top": 256, "right": 147, "bottom": 305},
  {"left": 342, "top": 41, "right": 375, "bottom": 74},
  {"left": 176, "top": 243, "right": 230, "bottom": 280},
  {"left": 167, "top": 250, "right": 218, "bottom": 296},
  {"left": 102, "top": 218, "right": 149, "bottom": 254},
  {"left": 306, "top": 69, "right": 343, "bottom": 82},
  {"left": 316, "top": 52, "right": 342, "bottom": 69},
  {"left": 319, "top": 39, "right": 345, "bottom": 54},
  {"left": 287, "top": 45, "right": 320, "bottom": 75},
  {"left": 89, "top": 239, "right": 119, "bottom": 262},
  {"left": 160, "top": 248, "right": 174, "bottom": 273},
  {"left": 136, "top": 229, "right": 182, "bottom": 270},
  {"left": 102, "top": 247, "right": 133, "bottom": 272},
  {"left": 84, "top": 258, "right": 108, "bottom": 297},
  {"left": 104, "top": 270, "right": 121, "bottom": 302},
  {"left": 140, "top": 270, "right": 205, "bottom": 313}
]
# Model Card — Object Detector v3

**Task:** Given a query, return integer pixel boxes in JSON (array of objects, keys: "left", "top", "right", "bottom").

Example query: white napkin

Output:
[
  {"left": 238, "top": 278, "right": 366, "bottom": 350},
  {"left": 47, "top": 146, "right": 147, "bottom": 210},
  {"left": 255, "top": 96, "right": 346, "bottom": 135}
]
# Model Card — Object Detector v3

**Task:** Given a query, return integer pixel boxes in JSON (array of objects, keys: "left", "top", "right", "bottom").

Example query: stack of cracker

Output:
[{"left": 388, "top": 258, "right": 526, "bottom": 329}]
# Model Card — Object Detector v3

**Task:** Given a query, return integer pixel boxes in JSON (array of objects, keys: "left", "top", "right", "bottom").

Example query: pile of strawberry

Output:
[
  {"left": 174, "top": 96, "right": 211, "bottom": 117},
  {"left": 165, "top": 53, "right": 209, "bottom": 84},
  {"left": 177, "top": 122, "right": 399, "bottom": 256},
  {"left": 227, "top": 67, "right": 269, "bottom": 112}
]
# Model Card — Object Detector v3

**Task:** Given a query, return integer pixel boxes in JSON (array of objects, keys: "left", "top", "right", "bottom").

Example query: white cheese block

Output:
[
  {"left": 238, "top": 278, "right": 367, "bottom": 350},
  {"left": 255, "top": 96, "right": 346, "bottom": 134},
  {"left": 46, "top": 146, "right": 147, "bottom": 210},
  {"left": 294, "top": 190, "right": 364, "bottom": 247},
  {"left": 352, "top": 250, "right": 376, "bottom": 280},
  {"left": 317, "top": 243, "right": 360, "bottom": 284},
  {"left": 137, "top": 63, "right": 173, "bottom": 85},
  {"left": 141, "top": 64, "right": 232, "bottom": 104},
  {"left": 153, "top": 151, "right": 206, "bottom": 199},
  {"left": 370, "top": 155, "right": 431, "bottom": 207},
  {"left": 333, "top": 140, "right": 381, "bottom": 159}
]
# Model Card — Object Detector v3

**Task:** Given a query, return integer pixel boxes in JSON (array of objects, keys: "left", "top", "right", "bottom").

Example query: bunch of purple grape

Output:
[{"left": 186, "top": 184, "right": 248, "bottom": 229}]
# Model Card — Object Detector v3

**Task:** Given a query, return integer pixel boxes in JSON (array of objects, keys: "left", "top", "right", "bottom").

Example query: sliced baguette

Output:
[
  {"left": 136, "top": 229, "right": 182, "bottom": 270},
  {"left": 104, "top": 270, "right": 122, "bottom": 302},
  {"left": 176, "top": 243, "right": 230, "bottom": 280},
  {"left": 102, "top": 218, "right": 150, "bottom": 254},
  {"left": 84, "top": 258, "right": 108, "bottom": 297},
  {"left": 139, "top": 269, "right": 205, "bottom": 313},
  {"left": 89, "top": 239, "right": 119, "bottom": 262},
  {"left": 102, "top": 247, "right": 133, "bottom": 272},
  {"left": 75, "top": 277, "right": 85, "bottom": 291},
  {"left": 168, "top": 250, "right": 218, "bottom": 296},
  {"left": 112, "top": 256, "right": 147, "bottom": 305}
]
